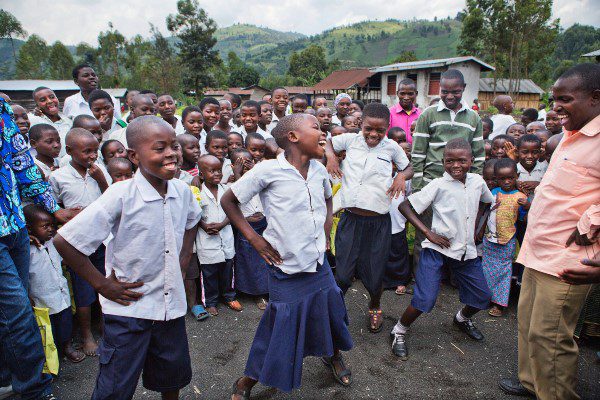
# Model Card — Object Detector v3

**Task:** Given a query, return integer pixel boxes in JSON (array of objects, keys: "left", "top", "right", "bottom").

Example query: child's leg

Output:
[
  {"left": 69, "top": 268, "right": 98, "bottom": 355},
  {"left": 357, "top": 215, "right": 391, "bottom": 310},
  {"left": 333, "top": 212, "right": 361, "bottom": 293},
  {"left": 220, "top": 259, "right": 236, "bottom": 302},
  {"left": 200, "top": 262, "right": 220, "bottom": 310},
  {"left": 384, "top": 230, "right": 411, "bottom": 292},
  {"left": 184, "top": 255, "right": 200, "bottom": 309},
  {"left": 50, "top": 308, "right": 84, "bottom": 363}
]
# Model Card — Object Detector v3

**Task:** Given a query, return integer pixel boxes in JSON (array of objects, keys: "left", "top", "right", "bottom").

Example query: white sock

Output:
[
  {"left": 391, "top": 321, "right": 408, "bottom": 335},
  {"left": 455, "top": 309, "right": 468, "bottom": 322}
]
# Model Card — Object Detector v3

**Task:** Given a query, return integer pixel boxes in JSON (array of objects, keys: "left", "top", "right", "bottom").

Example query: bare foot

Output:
[
  {"left": 64, "top": 342, "right": 86, "bottom": 363},
  {"left": 82, "top": 338, "right": 99, "bottom": 356}
]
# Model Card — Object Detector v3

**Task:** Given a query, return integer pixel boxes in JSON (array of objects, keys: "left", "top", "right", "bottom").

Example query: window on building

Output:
[
  {"left": 407, "top": 73, "right": 418, "bottom": 85},
  {"left": 387, "top": 75, "right": 397, "bottom": 95},
  {"left": 428, "top": 72, "right": 441, "bottom": 96}
]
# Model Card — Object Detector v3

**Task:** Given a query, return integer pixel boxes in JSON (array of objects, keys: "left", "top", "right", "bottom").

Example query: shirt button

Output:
[
  {"left": 165, "top": 250, "right": 170, "bottom": 253},
  {"left": 164, "top": 292, "right": 169, "bottom": 295}
]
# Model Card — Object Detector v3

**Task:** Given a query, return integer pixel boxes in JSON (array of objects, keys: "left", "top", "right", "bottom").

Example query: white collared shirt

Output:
[
  {"left": 436, "top": 100, "right": 471, "bottom": 122},
  {"left": 57, "top": 172, "right": 202, "bottom": 321},
  {"left": 238, "top": 125, "right": 273, "bottom": 140},
  {"left": 490, "top": 114, "right": 517, "bottom": 139},
  {"left": 49, "top": 162, "right": 110, "bottom": 208},
  {"left": 28, "top": 240, "right": 71, "bottom": 315},
  {"left": 332, "top": 133, "right": 410, "bottom": 214},
  {"left": 221, "top": 158, "right": 233, "bottom": 184},
  {"left": 28, "top": 113, "right": 73, "bottom": 157},
  {"left": 231, "top": 153, "right": 332, "bottom": 274},
  {"left": 266, "top": 113, "right": 280, "bottom": 132},
  {"left": 240, "top": 194, "right": 263, "bottom": 218},
  {"left": 332, "top": 114, "right": 342, "bottom": 126},
  {"left": 63, "top": 91, "right": 122, "bottom": 120},
  {"left": 173, "top": 116, "right": 185, "bottom": 135},
  {"left": 517, "top": 161, "right": 547, "bottom": 182},
  {"left": 408, "top": 172, "right": 494, "bottom": 261},
  {"left": 34, "top": 157, "right": 59, "bottom": 181},
  {"left": 177, "top": 169, "right": 194, "bottom": 185},
  {"left": 390, "top": 179, "right": 411, "bottom": 234},
  {"left": 195, "top": 183, "right": 234, "bottom": 264}
]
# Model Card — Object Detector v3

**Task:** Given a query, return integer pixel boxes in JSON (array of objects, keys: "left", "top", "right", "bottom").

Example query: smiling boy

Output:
[
  {"left": 389, "top": 78, "right": 421, "bottom": 144},
  {"left": 28, "top": 87, "right": 72, "bottom": 157},
  {"left": 63, "top": 64, "right": 122, "bottom": 120}
]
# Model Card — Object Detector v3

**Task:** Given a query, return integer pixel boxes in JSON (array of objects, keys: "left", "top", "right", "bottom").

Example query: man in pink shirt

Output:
[
  {"left": 389, "top": 78, "right": 421, "bottom": 143},
  {"left": 500, "top": 63, "right": 600, "bottom": 400}
]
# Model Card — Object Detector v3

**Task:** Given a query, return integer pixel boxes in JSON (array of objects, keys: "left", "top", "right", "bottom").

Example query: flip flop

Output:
[
  {"left": 322, "top": 355, "right": 352, "bottom": 386},
  {"left": 191, "top": 304, "right": 210, "bottom": 321}
]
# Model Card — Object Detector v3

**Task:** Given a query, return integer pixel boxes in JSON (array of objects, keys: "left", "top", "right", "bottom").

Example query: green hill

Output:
[{"left": 244, "top": 19, "right": 463, "bottom": 75}]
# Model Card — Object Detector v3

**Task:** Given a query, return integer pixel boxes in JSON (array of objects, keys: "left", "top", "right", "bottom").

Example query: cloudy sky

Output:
[{"left": 4, "top": 0, "right": 599, "bottom": 45}]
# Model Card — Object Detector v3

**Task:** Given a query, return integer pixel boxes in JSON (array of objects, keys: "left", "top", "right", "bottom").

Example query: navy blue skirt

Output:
[
  {"left": 244, "top": 259, "right": 353, "bottom": 392},
  {"left": 234, "top": 218, "right": 269, "bottom": 296}
]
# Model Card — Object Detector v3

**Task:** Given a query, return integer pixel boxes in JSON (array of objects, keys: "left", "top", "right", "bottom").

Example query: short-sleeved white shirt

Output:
[
  {"left": 408, "top": 172, "right": 494, "bottom": 261},
  {"left": 34, "top": 158, "right": 59, "bottom": 181},
  {"left": 57, "top": 172, "right": 202, "bottom": 320},
  {"left": 28, "top": 240, "right": 71, "bottom": 315},
  {"left": 63, "top": 91, "right": 122, "bottom": 120},
  {"left": 240, "top": 194, "right": 263, "bottom": 218},
  {"left": 28, "top": 113, "right": 73, "bottom": 157},
  {"left": 517, "top": 161, "right": 547, "bottom": 182},
  {"left": 238, "top": 126, "right": 273, "bottom": 140},
  {"left": 490, "top": 114, "right": 517, "bottom": 139},
  {"left": 332, "top": 133, "right": 410, "bottom": 214},
  {"left": 49, "top": 162, "right": 110, "bottom": 208},
  {"left": 196, "top": 183, "right": 234, "bottom": 264},
  {"left": 221, "top": 158, "right": 233, "bottom": 184},
  {"left": 390, "top": 179, "right": 411, "bottom": 234},
  {"left": 231, "top": 153, "right": 332, "bottom": 274}
]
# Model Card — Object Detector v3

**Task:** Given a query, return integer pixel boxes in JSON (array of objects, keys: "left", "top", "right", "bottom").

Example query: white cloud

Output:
[{"left": 2, "top": 0, "right": 598, "bottom": 45}]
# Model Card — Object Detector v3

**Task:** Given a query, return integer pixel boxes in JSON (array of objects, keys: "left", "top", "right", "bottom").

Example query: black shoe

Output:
[
  {"left": 498, "top": 378, "right": 535, "bottom": 397},
  {"left": 391, "top": 332, "right": 408, "bottom": 360},
  {"left": 453, "top": 316, "right": 484, "bottom": 341},
  {"left": 40, "top": 394, "right": 59, "bottom": 400}
]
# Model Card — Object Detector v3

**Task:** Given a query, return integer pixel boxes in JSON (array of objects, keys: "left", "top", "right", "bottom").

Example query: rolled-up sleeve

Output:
[{"left": 577, "top": 204, "right": 600, "bottom": 237}]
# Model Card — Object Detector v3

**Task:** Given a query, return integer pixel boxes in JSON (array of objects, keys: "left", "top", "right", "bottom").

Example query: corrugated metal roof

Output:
[
  {"left": 478, "top": 78, "right": 545, "bottom": 95},
  {"left": 204, "top": 88, "right": 255, "bottom": 96},
  {"left": 103, "top": 88, "right": 128, "bottom": 98},
  {"left": 0, "top": 80, "right": 79, "bottom": 91},
  {"left": 369, "top": 56, "right": 495, "bottom": 73},
  {"left": 582, "top": 49, "right": 600, "bottom": 57},
  {"left": 284, "top": 86, "right": 315, "bottom": 94},
  {"left": 314, "top": 69, "right": 373, "bottom": 91}
]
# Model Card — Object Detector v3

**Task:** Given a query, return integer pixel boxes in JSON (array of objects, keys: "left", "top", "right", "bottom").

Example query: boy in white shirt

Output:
[
  {"left": 109, "top": 94, "right": 155, "bottom": 148},
  {"left": 28, "top": 87, "right": 72, "bottom": 157},
  {"left": 490, "top": 95, "right": 516, "bottom": 139},
  {"left": 54, "top": 116, "right": 202, "bottom": 399},
  {"left": 390, "top": 138, "right": 494, "bottom": 360},
  {"left": 325, "top": 102, "right": 412, "bottom": 333},
  {"left": 25, "top": 205, "right": 85, "bottom": 364},
  {"left": 196, "top": 155, "right": 240, "bottom": 315},
  {"left": 63, "top": 64, "right": 122, "bottom": 120},
  {"left": 238, "top": 100, "right": 273, "bottom": 140},
  {"left": 29, "top": 124, "right": 61, "bottom": 181},
  {"left": 222, "top": 113, "right": 353, "bottom": 398}
]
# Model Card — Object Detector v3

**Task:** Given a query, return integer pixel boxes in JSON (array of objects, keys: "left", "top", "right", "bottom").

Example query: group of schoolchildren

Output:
[{"left": 7, "top": 63, "right": 564, "bottom": 400}]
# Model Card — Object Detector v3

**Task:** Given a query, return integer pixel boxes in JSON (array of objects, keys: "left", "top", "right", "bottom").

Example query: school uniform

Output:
[
  {"left": 266, "top": 113, "right": 280, "bottom": 132},
  {"left": 28, "top": 239, "right": 73, "bottom": 351},
  {"left": 176, "top": 169, "right": 194, "bottom": 185},
  {"left": 196, "top": 183, "right": 235, "bottom": 308},
  {"left": 234, "top": 194, "right": 269, "bottom": 296},
  {"left": 63, "top": 91, "right": 122, "bottom": 120},
  {"left": 517, "top": 161, "right": 547, "bottom": 182},
  {"left": 407, "top": 172, "right": 494, "bottom": 313},
  {"left": 231, "top": 153, "right": 353, "bottom": 392},
  {"left": 50, "top": 162, "right": 110, "bottom": 305},
  {"left": 28, "top": 113, "right": 73, "bottom": 157},
  {"left": 57, "top": 172, "right": 202, "bottom": 399},
  {"left": 332, "top": 133, "right": 410, "bottom": 296},
  {"left": 221, "top": 158, "right": 233, "bottom": 184},
  {"left": 33, "top": 157, "right": 59, "bottom": 181},
  {"left": 238, "top": 125, "right": 273, "bottom": 141},
  {"left": 384, "top": 179, "right": 412, "bottom": 289},
  {"left": 173, "top": 116, "right": 185, "bottom": 135},
  {"left": 490, "top": 114, "right": 517, "bottom": 139},
  {"left": 102, "top": 117, "right": 127, "bottom": 142},
  {"left": 108, "top": 127, "right": 128, "bottom": 149}
]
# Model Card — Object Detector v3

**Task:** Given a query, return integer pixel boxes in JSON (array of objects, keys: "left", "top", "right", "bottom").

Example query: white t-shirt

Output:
[{"left": 490, "top": 114, "right": 517, "bottom": 139}]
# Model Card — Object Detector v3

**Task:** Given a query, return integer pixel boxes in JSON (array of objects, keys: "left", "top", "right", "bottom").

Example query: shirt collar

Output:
[
  {"left": 201, "top": 182, "right": 223, "bottom": 201},
  {"left": 393, "top": 104, "right": 418, "bottom": 115},
  {"left": 134, "top": 171, "right": 179, "bottom": 202},
  {"left": 573, "top": 114, "right": 600, "bottom": 137},
  {"left": 442, "top": 171, "right": 469, "bottom": 183},
  {"left": 75, "top": 91, "right": 86, "bottom": 105},
  {"left": 437, "top": 100, "right": 469, "bottom": 114}
]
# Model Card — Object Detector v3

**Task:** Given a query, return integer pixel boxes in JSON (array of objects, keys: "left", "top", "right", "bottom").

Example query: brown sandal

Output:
[
  {"left": 488, "top": 305, "right": 503, "bottom": 317},
  {"left": 368, "top": 309, "right": 383, "bottom": 333}
]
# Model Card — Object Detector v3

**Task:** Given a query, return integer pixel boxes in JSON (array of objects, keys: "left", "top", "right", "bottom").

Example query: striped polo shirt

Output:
[{"left": 411, "top": 101, "right": 485, "bottom": 191}]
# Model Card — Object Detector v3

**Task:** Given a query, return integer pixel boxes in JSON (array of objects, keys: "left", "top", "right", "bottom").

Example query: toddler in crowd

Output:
[
  {"left": 100, "top": 139, "right": 127, "bottom": 165},
  {"left": 341, "top": 115, "right": 360, "bottom": 133},
  {"left": 106, "top": 157, "right": 134, "bottom": 183},
  {"left": 29, "top": 124, "right": 61, "bottom": 181}
]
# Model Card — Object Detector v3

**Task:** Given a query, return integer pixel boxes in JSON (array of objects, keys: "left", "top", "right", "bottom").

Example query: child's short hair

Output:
[
  {"left": 493, "top": 134, "right": 516, "bottom": 145},
  {"left": 228, "top": 131, "right": 244, "bottom": 143},
  {"left": 100, "top": 139, "right": 123, "bottom": 160},
  {"left": 226, "top": 92, "right": 242, "bottom": 108},
  {"left": 73, "top": 114, "right": 99, "bottom": 128},
  {"left": 200, "top": 97, "right": 219, "bottom": 110},
  {"left": 205, "top": 130, "right": 227, "bottom": 146},
  {"left": 341, "top": 115, "right": 356, "bottom": 125},
  {"left": 444, "top": 137, "right": 472, "bottom": 156},
  {"left": 230, "top": 147, "right": 252, "bottom": 160},
  {"left": 87, "top": 89, "right": 113, "bottom": 106},
  {"left": 257, "top": 100, "right": 269, "bottom": 107},
  {"left": 182, "top": 106, "right": 202, "bottom": 121},
  {"left": 23, "top": 204, "right": 52, "bottom": 226},
  {"left": 483, "top": 158, "right": 498, "bottom": 172},
  {"left": 441, "top": 69, "right": 465, "bottom": 85},
  {"left": 65, "top": 127, "right": 96, "bottom": 147},
  {"left": 29, "top": 123, "right": 57, "bottom": 142},
  {"left": 272, "top": 87, "right": 288, "bottom": 94},
  {"left": 387, "top": 127, "right": 406, "bottom": 140},
  {"left": 245, "top": 132, "right": 267, "bottom": 145},
  {"left": 241, "top": 100, "right": 260, "bottom": 114},
  {"left": 32, "top": 86, "right": 51, "bottom": 99},
  {"left": 293, "top": 94, "right": 308, "bottom": 103},
  {"left": 351, "top": 99, "right": 365, "bottom": 110},
  {"left": 72, "top": 63, "right": 91, "bottom": 80},
  {"left": 362, "top": 102, "right": 390, "bottom": 121},
  {"left": 271, "top": 114, "right": 307, "bottom": 149},
  {"left": 517, "top": 134, "right": 542, "bottom": 149},
  {"left": 494, "top": 158, "right": 518, "bottom": 174},
  {"left": 107, "top": 156, "right": 132, "bottom": 171},
  {"left": 522, "top": 108, "right": 539, "bottom": 122},
  {"left": 482, "top": 117, "right": 494, "bottom": 130}
]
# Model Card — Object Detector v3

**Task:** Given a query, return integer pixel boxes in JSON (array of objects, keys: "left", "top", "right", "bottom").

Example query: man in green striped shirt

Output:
[
  {"left": 411, "top": 69, "right": 485, "bottom": 268},
  {"left": 412, "top": 69, "right": 485, "bottom": 192}
]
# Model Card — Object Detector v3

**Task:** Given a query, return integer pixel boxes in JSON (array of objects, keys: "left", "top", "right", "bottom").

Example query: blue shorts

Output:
[
  {"left": 92, "top": 315, "right": 192, "bottom": 399},
  {"left": 69, "top": 245, "right": 106, "bottom": 307},
  {"left": 411, "top": 248, "right": 491, "bottom": 313}
]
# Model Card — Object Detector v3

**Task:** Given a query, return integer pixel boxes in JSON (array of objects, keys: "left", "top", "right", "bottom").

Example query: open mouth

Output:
[
  {"left": 318, "top": 140, "right": 327, "bottom": 149},
  {"left": 163, "top": 162, "right": 177, "bottom": 171}
]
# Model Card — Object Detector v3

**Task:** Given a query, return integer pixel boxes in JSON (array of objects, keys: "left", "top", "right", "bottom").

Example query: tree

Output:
[
  {"left": 390, "top": 50, "right": 417, "bottom": 64},
  {"left": 48, "top": 41, "right": 75, "bottom": 79},
  {"left": 167, "top": 0, "right": 220, "bottom": 98},
  {"left": 227, "top": 52, "right": 259, "bottom": 87},
  {"left": 0, "top": 10, "right": 27, "bottom": 60},
  {"left": 140, "top": 25, "right": 182, "bottom": 95},
  {"left": 123, "top": 34, "right": 153, "bottom": 89},
  {"left": 287, "top": 45, "right": 328, "bottom": 85},
  {"left": 97, "top": 22, "right": 126, "bottom": 87},
  {"left": 553, "top": 24, "right": 600, "bottom": 61},
  {"left": 76, "top": 43, "right": 100, "bottom": 67},
  {"left": 15, "top": 34, "right": 48, "bottom": 79}
]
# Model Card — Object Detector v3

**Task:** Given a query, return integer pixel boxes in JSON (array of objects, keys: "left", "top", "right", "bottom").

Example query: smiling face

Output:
[
  {"left": 440, "top": 78, "right": 465, "bottom": 111},
  {"left": 202, "top": 104, "right": 220, "bottom": 129},
  {"left": 68, "top": 135, "right": 99, "bottom": 170},
  {"left": 90, "top": 98, "right": 115, "bottom": 130},
  {"left": 32, "top": 128, "right": 61, "bottom": 159},
  {"left": 11, "top": 105, "right": 30, "bottom": 136},
  {"left": 129, "top": 124, "right": 179, "bottom": 182},
  {"left": 362, "top": 116, "right": 388, "bottom": 148},
  {"left": 491, "top": 138, "right": 507, "bottom": 159},
  {"left": 544, "top": 110, "right": 562, "bottom": 134},
  {"left": 246, "top": 137, "right": 266, "bottom": 162},
  {"left": 272, "top": 89, "right": 289, "bottom": 113},
  {"left": 443, "top": 148, "right": 472, "bottom": 182},
  {"left": 102, "top": 141, "right": 127, "bottom": 162},
  {"left": 288, "top": 115, "right": 326, "bottom": 159},
  {"left": 552, "top": 76, "right": 600, "bottom": 132},
  {"left": 518, "top": 141, "right": 541, "bottom": 171},
  {"left": 241, "top": 106, "right": 259, "bottom": 132},
  {"left": 206, "top": 137, "right": 228, "bottom": 161},
  {"left": 157, "top": 95, "right": 177, "bottom": 120},
  {"left": 397, "top": 83, "right": 417, "bottom": 110},
  {"left": 75, "top": 67, "right": 98, "bottom": 92},
  {"left": 34, "top": 89, "right": 60, "bottom": 117},
  {"left": 219, "top": 100, "right": 232, "bottom": 124},
  {"left": 496, "top": 166, "right": 518, "bottom": 192},
  {"left": 183, "top": 111, "right": 203, "bottom": 139}
]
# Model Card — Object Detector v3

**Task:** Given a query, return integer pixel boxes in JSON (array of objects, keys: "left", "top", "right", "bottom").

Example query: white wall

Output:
[{"left": 453, "top": 61, "right": 481, "bottom": 106}]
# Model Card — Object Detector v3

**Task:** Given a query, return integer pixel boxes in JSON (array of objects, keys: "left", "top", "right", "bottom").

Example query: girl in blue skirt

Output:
[{"left": 222, "top": 114, "right": 354, "bottom": 399}]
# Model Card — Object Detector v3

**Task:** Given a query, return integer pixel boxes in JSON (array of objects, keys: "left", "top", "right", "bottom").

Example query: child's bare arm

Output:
[
  {"left": 88, "top": 163, "right": 109, "bottom": 192},
  {"left": 325, "top": 139, "right": 342, "bottom": 179},
  {"left": 179, "top": 225, "right": 199, "bottom": 279},
  {"left": 53, "top": 234, "right": 143, "bottom": 305},
  {"left": 325, "top": 196, "right": 333, "bottom": 249},
  {"left": 399, "top": 200, "right": 450, "bottom": 248},
  {"left": 221, "top": 189, "right": 282, "bottom": 265}
]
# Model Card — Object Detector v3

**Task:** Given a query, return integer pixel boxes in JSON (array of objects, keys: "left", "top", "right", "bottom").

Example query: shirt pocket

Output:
[
  {"left": 373, "top": 155, "right": 392, "bottom": 176},
  {"left": 549, "top": 160, "right": 588, "bottom": 197}
]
